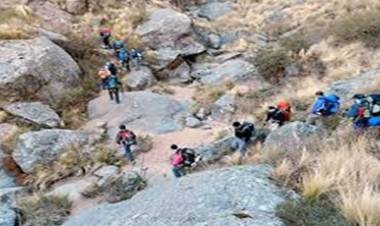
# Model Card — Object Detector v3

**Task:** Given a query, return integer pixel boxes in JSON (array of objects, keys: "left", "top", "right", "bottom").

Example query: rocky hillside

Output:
[{"left": 0, "top": 1, "right": 380, "bottom": 226}]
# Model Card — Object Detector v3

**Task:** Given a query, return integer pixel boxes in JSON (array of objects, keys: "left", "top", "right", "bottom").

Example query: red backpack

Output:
[{"left": 119, "top": 130, "right": 136, "bottom": 142}]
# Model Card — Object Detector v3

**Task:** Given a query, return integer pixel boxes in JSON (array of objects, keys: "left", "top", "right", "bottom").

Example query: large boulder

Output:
[
  {"left": 195, "top": 136, "right": 235, "bottom": 162},
  {"left": 3, "top": 102, "right": 62, "bottom": 128},
  {"left": 211, "top": 93, "right": 236, "bottom": 121},
  {"left": 0, "top": 37, "right": 81, "bottom": 105},
  {"left": 264, "top": 121, "right": 323, "bottom": 153},
  {"left": 198, "top": 1, "right": 233, "bottom": 20},
  {"left": 329, "top": 69, "right": 380, "bottom": 102},
  {"left": 87, "top": 91, "right": 191, "bottom": 137},
  {"left": 12, "top": 129, "right": 89, "bottom": 173},
  {"left": 168, "top": 62, "right": 192, "bottom": 84},
  {"left": 63, "top": 165, "right": 294, "bottom": 226},
  {"left": 0, "top": 203, "right": 16, "bottom": 226},
  {"left": 192, "top": 59, "right": 258, "bottom": 85},
  {"left": 125, "top": 67, "right": 157, "bottom": 90},
  {"left": 136, "top": 9, "right": 205, "bottom": 68}
]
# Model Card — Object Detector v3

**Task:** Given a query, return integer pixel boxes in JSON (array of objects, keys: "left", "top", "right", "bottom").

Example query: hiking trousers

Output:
[
  {"left": 108, "top": 88, "right": 120, "bottom": 104},
  {"left": 172, "top": 166, "right": 185, "bottom": 178},
  {"left": 231, "top": 137, "right": 248, "bottom": 155},
  {"left": 122, "top": 143, "right": 135, "bottom": 162}
]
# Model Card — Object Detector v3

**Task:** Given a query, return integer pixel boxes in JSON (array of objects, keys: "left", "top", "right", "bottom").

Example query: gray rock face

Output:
[
  {"left": 212, "top": 94, "right": 236, "bottom": 121},
  {"left": 66, "top": 0, "right": 87, "bottom": 14},
  {"left": 0, "top": 149, "right": 15, "bottom": 189},
  {"left": 168, "top": 62, "right": 192, "bottom": 84},
  {"left": 87, "top": 91, "right": 191, "bottom": 136},
  {"left": 0, "top": 37, "right": 81, "bottom": 105},
  {"left": 136, "top": 9, "right": 205, "bottom": 68},
  {"left": 125, "top": 67, "right": 157, "bottom": 90},
  {"left": 63, "top": 165, "right": 292, "bottom": 226},
  {"left": 329, "top": 69, "right": 380, "bottom": 102},
  {"left": 12, "top": 129, "right": 89, "bottom": 173},
  {"left": 192, "top": 59, "right": 257, "bottom": 85},
  {"left": 195, "top": 136, "right": 234, "bottom": 162},
  {"left": 264, "top": 121, "right": 323, "bottom": 153},
  {"left": 198, "top": 1, "right": 233, "bottom": 20},
  {"left": 0, "top": 203, "right": 16, "bottom": 226},
  {"left": 3, "top": 102, "right": 62, "bottom": 128},
  {"left": 185, "top": 116, "right": 202, "bottom": 128}
]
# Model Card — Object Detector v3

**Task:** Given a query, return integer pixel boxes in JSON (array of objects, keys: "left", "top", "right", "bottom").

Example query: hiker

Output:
[
  {"left": 130, "top": 48, "right": 143, "bottom": 70},
  {"left": 98, "top": 68, "right": 110, "bottom": 90},
  {"left": 113, "top": 40, "right": 126, "bottom": 57},
  {"left": 105, "top": 61, "right": 118, "bottom": 76},
  {"left": 307, "top": 91, "right": 340, "bottom": 125},
  {"left": 117, "top": 48, "right": 130, "bottom": 71},
  {"left": 347, "top": 94, "right": 380, "bottom": 128},
  {"left": 99, "top": 28, "right": 112, "bottom": 49},
  {"left": 265, "top": 100, "right": 291, "bottom": 130},
  {"left": 106, "top": 74, "right": 122, "bottom": 104},
  {"left": 116, "top": 125, "right": 137, "bottom": 163},
  {"left": 231, "top": 121, "right": 255, "bottom": 156},
  {"left": 170, "top": 145, "right": 185, "bottom": 178}
]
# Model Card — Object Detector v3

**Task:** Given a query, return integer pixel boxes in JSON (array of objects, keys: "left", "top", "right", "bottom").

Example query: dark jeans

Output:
[
  {"left": 122, "top": 143, "right": 134, "bottom": 162},
  {"left": 122, "top": 59, "right": 130, "bottom": 71},
  {"left": 108, "top": 88, "right": 120, "bottom": 104},
  {"left": 172, "top": 166, "right": 185, "bottom": 178},
  {"left": 103, "top": 36, "right": 111, "bottom": 48}
]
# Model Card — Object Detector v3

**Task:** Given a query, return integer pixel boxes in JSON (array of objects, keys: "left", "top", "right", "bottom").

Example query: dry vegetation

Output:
[{"left": 0, "top": 5, "right": 38, "bottom": 39}]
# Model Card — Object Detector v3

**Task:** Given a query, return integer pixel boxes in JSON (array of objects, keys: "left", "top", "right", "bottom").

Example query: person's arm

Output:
[{"left": 116, "top": 133, "right": 121, "bottom": 145}]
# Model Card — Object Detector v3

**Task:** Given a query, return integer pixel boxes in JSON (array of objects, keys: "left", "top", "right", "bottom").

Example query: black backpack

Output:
[{"left": 240, "top": 122, "right": 255, "bottom": 135}]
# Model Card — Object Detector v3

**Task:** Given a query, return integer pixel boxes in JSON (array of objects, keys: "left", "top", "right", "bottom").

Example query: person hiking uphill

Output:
[
  {"left": 307, "top": 91, "right": 340, "bottom": 125},
  {"left": 99, "top": 28, "right": 112, "bottom": 49},
  {"left": 106, "top": 74, "right": 122, "bottom": 104},
  {"left": 98, "top": 68, "right": 110, "bottom": 90},
  {"left": 105, "top": 61, "right": 118, "bottom": 76},
  {"left": 116, "top": 125, "right": 137, "bottom": 163},
  {"left": 231, "top": 121, "right": 255, "bottom": 156},
  {"left": 346, "top": 94, "right": 380, "bottom": 128},
  {"left": 130, "top": 48, "right": 143, "bottom": 70},
  {"left": 170, "top": 145, "right": 199, "bottom": 178},
  {"left": 265, "top": 100, "right": 292, "bottom": 130},
  {"left": 117, "top": 48, "right": 130, "bottom": 71}
]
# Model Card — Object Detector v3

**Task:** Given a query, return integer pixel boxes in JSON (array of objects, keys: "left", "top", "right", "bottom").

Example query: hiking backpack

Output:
[
  {"left": 106, "top": 76, "right": 119, "bottom": 89},
  {"left": 324, "top": 95, "right": 340, "bottom": 115},
  {"left": 119, "top": 130, "right": 136, "bottom": 144},
  {"left": 277, "top": 101, "right": 291, "bottom": 121},
  {"left": 239, "top": 122, "right": 255, "bottom": 136}
]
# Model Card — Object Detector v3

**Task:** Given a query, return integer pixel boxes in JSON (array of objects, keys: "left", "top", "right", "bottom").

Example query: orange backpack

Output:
[{"left": 277, "top": 100, "right": 291, "bottom": 121}]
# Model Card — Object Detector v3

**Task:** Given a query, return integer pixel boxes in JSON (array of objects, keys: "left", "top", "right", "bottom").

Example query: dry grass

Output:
[
  {"left": 0, "top": 5, "right": 38, "bottom": 40},
  {"left": 136, "top": 134, "right": 154, "bottom": 153},
  {"left": 252, "top": 128, "right": 380, "bottom": 226},
  {"left": 18, "top": 194, "right": 72, "bottom": 226},
  {"left": 192, "top": 82, "right": 234, "bottom": 113}
]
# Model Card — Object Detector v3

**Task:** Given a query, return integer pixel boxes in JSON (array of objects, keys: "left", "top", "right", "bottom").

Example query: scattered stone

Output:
[
  {"left": 0, "top": 37, "right": 82, "bottom": 105},
  {"left": 94, "top": 165, "right": 120, "bottom": 187},
  {"left": 185, "top": 116, "right": 202, "bottom": 128},
  {"left": 63, "top": 165, "right": 294, "bottom": 226},
  {"left": 125, "top": 67, "right": 157, "bottom": 90},
  {"left": 208, "top": 33, "right": 222, "bottom": 49},
  {"left": 168, "top": 62, "right": 192, "bottom": 84},
  {"left": 13, "top": 129, "right": 89, "bottom": 173},
  {"left": 3, "top": 102, "right": 62, "bottom": 128}
]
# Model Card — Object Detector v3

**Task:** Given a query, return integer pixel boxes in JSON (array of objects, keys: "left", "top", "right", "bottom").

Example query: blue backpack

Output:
[
  {"left": 107, "top": 75, "right": 119, "bottom": 89},
  {"left": 117, "top": 49, "right": 129, "bottom": 62},
  {"left": 311, "top": 95, "right": 340, "bottom": 116},
  {"left": 113, "top": 40, "right": 125, "bottom": 50},
  {"left": 324, "top": 95, "right": 340, "bottom": 114},
  {"left": 368, "top": 117, "right": 380, "bottom": 127}
]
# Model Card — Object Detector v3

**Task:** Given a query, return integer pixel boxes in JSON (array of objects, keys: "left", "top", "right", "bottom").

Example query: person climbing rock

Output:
[
  {"left": 265, "top": 100, "right": 292, "bottom": 130},
  {"left": 346, "top": 94, "right": 380, "bottom": 128},
  {"left": 105, "top": 61, "right": 118, "bottom": 76},
  {"left": 307, "top": 91, "right": 340, "bottom": 125},
  {"left": 231, "top": 121, "right": 255, "bottom": 156},
  {"left": 170, "top": 144, "right": 185, "bottom": 178},
  {"left": 116, "top": 125, "right": 137, "bottom": 163},
  {"left": 130, "top": 48, "right": 143, "bottom": 70},
  {"left": 98, "top": 68, "right": 111, "bottom": 90},
  {"left": 117, "top": 48, "right": 130, "bottom": 72},
  {"left": 106, "top": 74, "right": 122, "bottom": 104},
  {"left": 99, "top": 28, "right": 112, "bottom": 49}
]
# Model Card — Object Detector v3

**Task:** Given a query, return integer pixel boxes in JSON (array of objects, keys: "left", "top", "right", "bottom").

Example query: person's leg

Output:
[
  {"left": 123, "top": 144, "right": 135, "bottom": 162},
  {"left": 114, "top": 88, "right": 120, "bottom": 104},
  {"left": 108, "top": 89, "right": 114, "bottom": 100},
  {"left": 237, "top": 139, "right": 248, "bottom": 156},
  {"left": 172, "top": 167, "right": 183, "bottom": 178}
]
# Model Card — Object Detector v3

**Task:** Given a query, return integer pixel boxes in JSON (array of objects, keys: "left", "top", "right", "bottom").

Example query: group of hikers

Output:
[
  {"left": 98, "top": 28, "right": 380, "bottom": 178},
  {"left": 97, "top": 28, "right": 143, "bottom": 104}
]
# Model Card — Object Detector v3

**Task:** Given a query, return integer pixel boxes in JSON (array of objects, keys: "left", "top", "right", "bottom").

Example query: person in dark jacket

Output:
[
  {"left": 231, "top": 121, "right": 255, "bottom": 155},
  {"left": 116, "top": 125, "right": 137, "bottom": 163}
]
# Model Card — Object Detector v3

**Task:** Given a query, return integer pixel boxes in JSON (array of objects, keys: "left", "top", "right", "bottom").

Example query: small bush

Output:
[
  {"left": 18, "top": 194, "right": 72, "bottom": 226},
  {"left": 137, "top": 134, "right": 154, "bottom": 153},
  {"left": 192, "top": 82, "right": 234, "bottom": 112},
  {"left": 94, "top": 145, "right": 122, "bottom": 166},
  {"left": 277, "top": 198, "right": 349, "bottom": 226},
  {"left": 254, "top": 47, "right": 292, "bottom": 83},
  {"left": 104, "top": 173, "right": 146, "bottom": 203},
  {"left": 81, "top": 183, "right": 101, "bottom": 198},
  {"left": 0, "top": 5, "right": 37, "bottom": 40},
  {"left": 331, "top": 10, "right": 380, "bottom": 48}
]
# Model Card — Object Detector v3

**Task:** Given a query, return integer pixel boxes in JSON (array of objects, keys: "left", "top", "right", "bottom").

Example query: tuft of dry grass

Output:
[
  {"left": 18, "top": 194, "right": 72, "bottom": 226},
  {"left": 136, "top": 134, "right": 154, "bottom": 153},
  {"left": 192, "top": 82, "right": 234, "bottom": 113},
  {"left": 0, "top": 5, "right": 38, "bottom": 40}
]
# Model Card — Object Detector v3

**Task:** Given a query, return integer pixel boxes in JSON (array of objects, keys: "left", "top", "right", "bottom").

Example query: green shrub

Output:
[
  {"left": 254, "top": 47, "right": 291, "bottom": 83},
  {"left": 18, "top": 194, "right": 72, "bottom": 226},
  {"left": 331, "top": 10, "right": 380, "bottom": 48},
  {"left": 277, "top": 198, "right": 349, "bottom": 226},
  {"left": 104, "top": 173, "right": 147, "bottom": 203}
]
